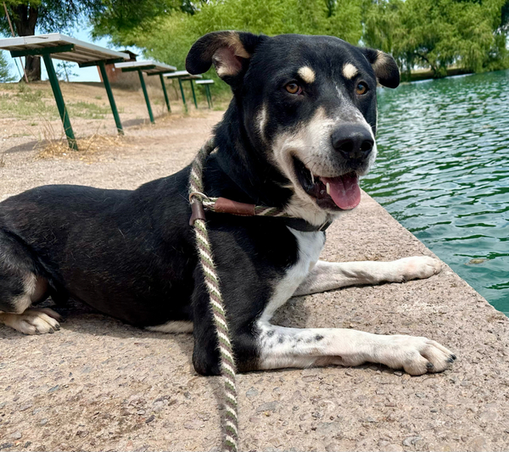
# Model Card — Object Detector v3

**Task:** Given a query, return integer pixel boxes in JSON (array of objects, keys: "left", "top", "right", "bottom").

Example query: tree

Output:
[
  {"left": 92, "top": 0, "right": 364, "bottom": 90},
  {"left": 362, "top": 0, "right": 402, "bottom": 54},
  {"left": 363, "top": 0, "right": 509, "bottom": 78},
  {"left": 0, "top": 0, "right": 104, "bottom": 81},
  {"left": 0, "top": 51, "right": 14, "bottom": 81},
  {"left": 92, "top": 0, "right": 508, "bottom": 82}
]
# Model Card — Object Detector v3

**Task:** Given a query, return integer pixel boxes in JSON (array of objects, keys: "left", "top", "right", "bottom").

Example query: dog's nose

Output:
[{"left": 331, "top": 123, "right": 374, "bottom": 160}]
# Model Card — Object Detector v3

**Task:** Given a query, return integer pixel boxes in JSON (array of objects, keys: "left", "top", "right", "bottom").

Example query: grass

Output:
[
  {"left": 0, "top": 85, "right": 125, "bottom": 120},
  {"left": 0, "top": 89, "right": 56, "bottom": 118},
  {"left": 68, "top": 101, "right": 115, "bottom": 119}
]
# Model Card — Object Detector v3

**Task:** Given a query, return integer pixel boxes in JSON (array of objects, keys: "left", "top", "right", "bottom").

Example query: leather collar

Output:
[
  {"left": 283, "top": 217, "right": 332, "bottom": 232},
  {"left": 190, "top": 195, "right": 332, "bottom": 232}
]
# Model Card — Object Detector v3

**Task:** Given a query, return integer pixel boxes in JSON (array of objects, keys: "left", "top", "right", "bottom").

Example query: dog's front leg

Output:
[
  {"left": 256, "top": 323, "right": 455, "bottom": 375},
  {"left": 294, "top": 256, "right": 442, "bottom": 296}
]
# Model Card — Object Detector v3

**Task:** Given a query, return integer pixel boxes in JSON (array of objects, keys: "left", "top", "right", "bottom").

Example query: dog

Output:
[{"left": 0, "top": 31, "right": 455, "bottom": 376}]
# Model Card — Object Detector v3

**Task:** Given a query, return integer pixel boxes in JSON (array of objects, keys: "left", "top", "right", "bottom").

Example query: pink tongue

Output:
[{"left": 320, "top": 174, "right": 361, "bottom": 210}]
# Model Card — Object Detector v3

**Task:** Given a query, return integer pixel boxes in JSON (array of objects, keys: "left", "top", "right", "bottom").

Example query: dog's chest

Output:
[{"left": 259, "top": 229, "right": 325, "bottom": 323}]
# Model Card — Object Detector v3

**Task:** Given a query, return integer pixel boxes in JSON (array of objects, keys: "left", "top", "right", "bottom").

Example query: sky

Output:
[{"left": 3, "top": 25, "right": 143, "bottom": 82}]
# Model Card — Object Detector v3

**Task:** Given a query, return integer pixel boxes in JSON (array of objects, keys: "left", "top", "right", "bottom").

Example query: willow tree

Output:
[{"left": 363, "top": 0, "right": 509, "bottom": 78}]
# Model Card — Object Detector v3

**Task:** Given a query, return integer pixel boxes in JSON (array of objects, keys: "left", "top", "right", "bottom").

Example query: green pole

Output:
[
  {"left": 98, "top": 61, "right": 123, "bottom": 135},
  {"left": 178, "top": 78, "right": 187, "bottom": 112},
  {"left": 42, "top": 54, "right": 78, "bottom": 151},
  {"left": 159, "top": 74, "right": 171, "bottom": 112},
  {"left": 138, "top": 70, "right": 155, "bottom": 124},
  {"left": 189, "top": 80, "right": 198, "bottom": 109},
  {"left": 205, "top": 85, "right": 212, "bottom": 109}
]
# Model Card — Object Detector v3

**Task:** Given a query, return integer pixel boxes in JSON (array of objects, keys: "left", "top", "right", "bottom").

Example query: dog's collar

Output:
[
  {"left": 189, "top": 194, "right": 331, "bottom": 232},
  {"left": 283, "top": 217, "right": 332, "bottom": 232}
]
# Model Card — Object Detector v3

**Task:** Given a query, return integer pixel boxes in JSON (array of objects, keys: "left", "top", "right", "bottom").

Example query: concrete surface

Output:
[{"left": 0, "top": 111, "right": 508, "bottom": 452}]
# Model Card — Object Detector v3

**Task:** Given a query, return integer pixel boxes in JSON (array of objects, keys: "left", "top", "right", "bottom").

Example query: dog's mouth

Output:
[{"left": 293, "top": 157, "right": 361, "bottom": 210}]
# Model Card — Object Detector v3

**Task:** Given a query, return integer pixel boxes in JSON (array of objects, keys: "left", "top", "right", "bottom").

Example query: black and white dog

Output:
[{"left": 0, "top": 31, "right": 455, "bottom": 376}]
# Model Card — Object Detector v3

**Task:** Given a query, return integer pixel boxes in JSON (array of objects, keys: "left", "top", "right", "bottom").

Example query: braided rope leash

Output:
[
  {"left": 189, "top": 139, "right": 239, "bottom": 452},
  {"left": 188, "top": 141, "right": 330, "bottom": 451}
]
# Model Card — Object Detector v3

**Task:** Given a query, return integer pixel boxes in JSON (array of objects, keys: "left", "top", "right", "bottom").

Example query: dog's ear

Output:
[
  {"left": 361, "top": 48, "right": 400, "bottom": 89},
  {"left": 186, "top": 31, "right": 265, "bottom": 85}
]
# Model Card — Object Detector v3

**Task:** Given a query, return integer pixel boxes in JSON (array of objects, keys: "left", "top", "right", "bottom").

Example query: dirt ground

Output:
[{"left": 0, "top": 94, "right": 509, "bottom": 452}]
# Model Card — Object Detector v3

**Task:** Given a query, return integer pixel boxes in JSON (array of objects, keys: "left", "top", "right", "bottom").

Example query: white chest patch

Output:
[{"left": 258, "top": 228, "right": 325, "bottom": 324}]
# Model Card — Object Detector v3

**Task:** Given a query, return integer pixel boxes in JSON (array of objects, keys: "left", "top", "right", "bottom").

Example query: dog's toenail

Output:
[
  {"left": 451, "top": 354, "right": 457, "bottom": 360},
  {"left": 447, "top": 357, "right": 455, "bottom": 363},
  {"left": 426, "top": 362, "right": 434, "bottom": 369}
]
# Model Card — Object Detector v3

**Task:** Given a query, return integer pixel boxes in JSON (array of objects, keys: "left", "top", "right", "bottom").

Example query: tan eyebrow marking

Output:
[
  {"left": 342, "top": 63, "right": 359, "bottom": 79},
  {"left": 298, "top": 66, "right": 316, "bottom": 84}
]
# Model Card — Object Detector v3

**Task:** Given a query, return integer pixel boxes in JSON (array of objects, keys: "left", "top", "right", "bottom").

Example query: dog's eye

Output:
[
  {"left": 285, "top": 83, "right": 302, "bottom": 95},
  {"left": 356, "top": 82, "right": 369, "bottom": 95}
]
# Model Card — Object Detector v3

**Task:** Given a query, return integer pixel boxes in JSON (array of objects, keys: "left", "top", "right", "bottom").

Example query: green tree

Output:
[
  {"left": 92, "top": 0, "right": 364, "bottom": 90},
  {"left": 1, "top": 0, "right": 104, "bottom": 81},
  {"left": 363, "top": 0, "right": 509, "bottom": 78},
  {"left": 0, "top": 51, "right": 14, "bottom": 82},
  {"left": 91, "top": 0, "right": 200, "bottom": 47},
  {"left": 362, "top": 0, "right": 402, "bottom": 54}
]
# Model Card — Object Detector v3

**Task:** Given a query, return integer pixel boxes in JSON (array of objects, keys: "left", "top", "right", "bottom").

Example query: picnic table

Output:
[
  {"left": 114, "top": 60, "right": 176, "bottom": 124},
  {"left": 165, "top": 70, "right": 203, "bottom": 110},
  {"left": 195, "top": 79, "right": 214, "bottom": 109},
  {"left": 0, "top": 33, "right": 131, "bottom": 150}
]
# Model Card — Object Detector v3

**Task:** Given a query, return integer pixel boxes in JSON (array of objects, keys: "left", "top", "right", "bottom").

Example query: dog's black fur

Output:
[{"left": 1, "top": 32, "right": 454, "bottom": 376}]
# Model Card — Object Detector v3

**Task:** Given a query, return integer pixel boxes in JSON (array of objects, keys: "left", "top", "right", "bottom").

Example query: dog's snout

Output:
[{"left": 331, "top": 124, "right": 374, "bottom": 160}]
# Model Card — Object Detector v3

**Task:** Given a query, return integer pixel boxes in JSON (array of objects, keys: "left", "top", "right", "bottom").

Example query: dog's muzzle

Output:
[{"left": 293, "top": 122, "right": 374, "bottom": 212}]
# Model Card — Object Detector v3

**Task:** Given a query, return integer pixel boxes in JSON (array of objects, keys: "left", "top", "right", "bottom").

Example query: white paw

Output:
[
  {"left": 0, "top": 308, "right": 62, "bottom": 335},
  {"left": 392, "top": 256, "right": 442, "bottom": 282},
  {"left": 378, "top": 334, "right": 456, "bottom": 375}
]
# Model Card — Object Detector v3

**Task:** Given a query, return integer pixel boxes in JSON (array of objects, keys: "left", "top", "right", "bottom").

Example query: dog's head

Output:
[{"left": 187, "top": 31, "right": 399, "bottom": 225}]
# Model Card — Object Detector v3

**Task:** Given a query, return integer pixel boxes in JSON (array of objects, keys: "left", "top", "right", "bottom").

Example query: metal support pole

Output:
[
  {"left": 138, "top": 70, "right": 154, "bottom": 124},
  {"left": 159, "top": 74, "right": 171, "bottom": 112},
  {"left": 178, "top": 78, "right": 187, "bottom": 112},
  {"left": 189, "top": 80, "right": 198, "bottom": 109},
  {"left": 98, "top": 61, "right": 123, "bottom": 134},
  {"left": 205, "top": 85, "right": 212, "bottom": 109},
  {"left": 42, "top": 54, "right": 78, "bottom": 151}
]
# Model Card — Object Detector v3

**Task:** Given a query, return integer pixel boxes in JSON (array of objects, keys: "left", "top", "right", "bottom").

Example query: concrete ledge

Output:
[{"left": 1, "top": 115, "right": 508, "bottom": 451}]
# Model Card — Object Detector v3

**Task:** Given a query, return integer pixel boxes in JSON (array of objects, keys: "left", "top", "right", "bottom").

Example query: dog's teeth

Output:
[
  {"left": 311, "top": 173, "right": 315, "bottom": 184},
  {"left": 326, "top": 182, "right": 330, "bottom": 195}
]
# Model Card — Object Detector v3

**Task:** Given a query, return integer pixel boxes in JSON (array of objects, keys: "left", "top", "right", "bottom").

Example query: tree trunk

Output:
[{"left": 12, "top": 3, "right": 40, "bottom": 81}]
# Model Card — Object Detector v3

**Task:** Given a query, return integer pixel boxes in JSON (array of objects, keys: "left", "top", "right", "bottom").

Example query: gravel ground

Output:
[{"left": 0, "top": 109, "right": 508, "bottom": 452}]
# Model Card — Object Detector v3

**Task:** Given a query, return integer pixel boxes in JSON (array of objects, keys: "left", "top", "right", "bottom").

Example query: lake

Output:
[{"left": 362, "top": 70, "right": 509, "bottom": 314}]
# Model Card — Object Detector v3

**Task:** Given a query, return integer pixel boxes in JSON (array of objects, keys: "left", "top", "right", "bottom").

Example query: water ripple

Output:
[{"left": 362, "top": 70, "right": 509, "bottom": 313}]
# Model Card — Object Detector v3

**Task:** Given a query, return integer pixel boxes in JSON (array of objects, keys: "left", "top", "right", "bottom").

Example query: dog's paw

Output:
[
  {"left": 391, "top": 256, "right": 442, "bottom": 282},
  {"left": 0, "top": 308, "right": 62, "bottom": 335},
  {"left": 378, "top": 334, "right": 456, "bottom": 375}
]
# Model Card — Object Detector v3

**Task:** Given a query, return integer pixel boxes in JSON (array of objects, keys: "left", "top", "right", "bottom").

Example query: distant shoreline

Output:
[{"left": 407, "top": 66, "right": 473, "bottom": 82}]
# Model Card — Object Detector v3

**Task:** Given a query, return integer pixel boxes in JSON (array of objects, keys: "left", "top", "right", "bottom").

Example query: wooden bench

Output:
[{"left": 0, "top": 33, "right": 131, "bottom": 150}]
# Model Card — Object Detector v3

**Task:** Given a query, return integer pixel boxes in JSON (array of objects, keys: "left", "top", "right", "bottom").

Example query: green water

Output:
[{"left": 362, "top": 70, "right": 509, "bottom": 313}]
